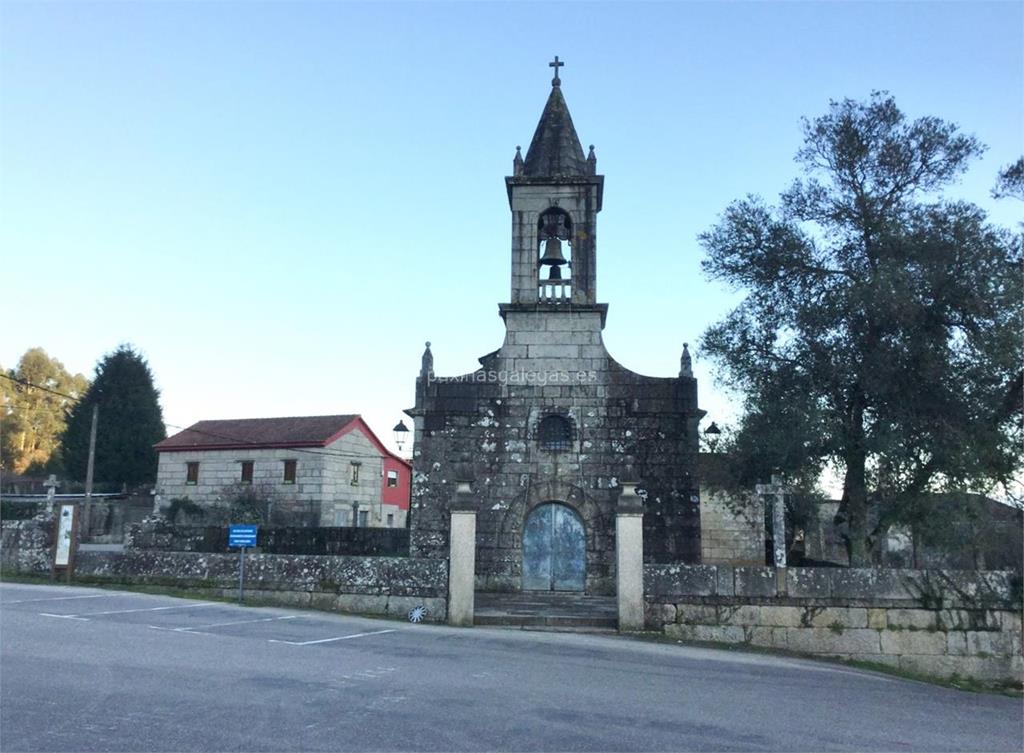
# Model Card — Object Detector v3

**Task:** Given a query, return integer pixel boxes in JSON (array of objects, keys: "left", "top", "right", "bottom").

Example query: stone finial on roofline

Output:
[
  {"left": 679, "top": 342, "right": 693, "bottom": 378},
  {"left": 513, "top": 145, "right": 523, "bottom": 176},
  {"left": 421, "top": 341, "right": 434, "bottom": 379}
]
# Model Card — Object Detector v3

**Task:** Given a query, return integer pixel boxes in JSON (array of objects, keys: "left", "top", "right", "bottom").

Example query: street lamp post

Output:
[
  {"left": 703, "top": 421, "right": 721, "bottom": 453},
  {"left": 393, "top": 420, "right": 410, "bottom": 454}
]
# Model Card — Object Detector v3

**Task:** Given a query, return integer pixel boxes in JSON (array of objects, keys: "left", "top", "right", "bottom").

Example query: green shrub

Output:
[
  {"left": 163, "top": 496, "right": 204, "bottom": 523},
  {"left": 0, "top": 500, "right": 42, "bottom": 520}
]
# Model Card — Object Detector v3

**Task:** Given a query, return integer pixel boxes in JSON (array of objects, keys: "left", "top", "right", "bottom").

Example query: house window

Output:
[
  {"left": 240, "top": 461, "right": 254, "bottom": 484},
  {"left": 386, "top": 513, "right": 395, "bottom": 528},
  {"left": 283, "top": 459, "right": 297, "bottom": 484},
  {"left": 386, "top": 470, "right": 398, "bottom": 488},
  {"left": 350, "top": 462, "right": 360, "bottom": 485},
  {"left": 539, "top": 414, "right": 572, "bottom": 451},
  {"left": 334, "top": 509, "right": 350, "bottom": 527},
  {"left": 358, "top": 510, "right": 369, "bottom": 527},
  {"left": 186, "top": 462, "right": 199, "bottom": 485}
]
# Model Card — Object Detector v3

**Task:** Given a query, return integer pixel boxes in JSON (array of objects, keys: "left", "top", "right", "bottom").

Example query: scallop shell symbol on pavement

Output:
[{"left": 408, "top": 605, "right": 427, "bottom": 623}]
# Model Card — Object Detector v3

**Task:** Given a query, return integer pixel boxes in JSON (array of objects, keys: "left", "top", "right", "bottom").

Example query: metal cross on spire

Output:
[{"left": 549, "top": 56, "right": 564, "bottom": 86}]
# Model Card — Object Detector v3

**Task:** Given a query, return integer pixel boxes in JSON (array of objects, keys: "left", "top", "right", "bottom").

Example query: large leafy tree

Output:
[
  {"left": 0, "top": 348, "right": 89, "bottom": 474},
  {"left": 700, "top": 93, "right": 1022, "bottom": 566},
  {"left": 993, "top": 157, "right": 1023, "bottom": 201},
  {"left": 63, "top": 345, "right": 167, "bottom": 487}
]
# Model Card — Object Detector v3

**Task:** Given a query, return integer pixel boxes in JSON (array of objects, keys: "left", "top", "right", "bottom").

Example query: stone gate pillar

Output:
[
  {"left": 616, "top": 482, "right": 645, "bottom": 631},
  {"left": 447, "top": 482, "right": 477, "bottom": 627}
]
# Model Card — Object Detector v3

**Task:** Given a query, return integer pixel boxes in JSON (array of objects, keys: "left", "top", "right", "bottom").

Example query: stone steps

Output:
[{"left": 474, "top": 591, "right": 619, "bottom": 631}]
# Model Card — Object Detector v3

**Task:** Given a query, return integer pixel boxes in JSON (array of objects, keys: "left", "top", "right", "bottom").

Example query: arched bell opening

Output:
[
  {"left": 538, "top": 208, "right": 572, "bottom": 302},
  {"left": 522, "top": 501, "right": 586, "bottom": 592}
]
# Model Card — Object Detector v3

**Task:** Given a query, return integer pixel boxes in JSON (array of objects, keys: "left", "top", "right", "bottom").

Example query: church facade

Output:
[{"left": 408, "top": 62, "right": 704, "bottom": 594}]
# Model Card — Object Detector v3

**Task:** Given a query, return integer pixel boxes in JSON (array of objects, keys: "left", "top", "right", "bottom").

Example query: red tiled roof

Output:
[{"left": 155, "top": 415, "right": 359, "bottom": 451}]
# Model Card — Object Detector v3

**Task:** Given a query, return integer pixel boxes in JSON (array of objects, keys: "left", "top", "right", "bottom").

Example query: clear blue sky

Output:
[{"left": 2, "top": 1, "right": 1020, "bottom": 454}]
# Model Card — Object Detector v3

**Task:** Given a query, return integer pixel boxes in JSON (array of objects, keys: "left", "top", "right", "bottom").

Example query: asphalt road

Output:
[{"left": 1, "top": 583, "right": 1021, "bottom": 752}]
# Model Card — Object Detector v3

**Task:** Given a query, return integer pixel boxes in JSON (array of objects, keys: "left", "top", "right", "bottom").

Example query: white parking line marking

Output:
[
  {"left": 145, "top": 615, "right": 296, "bottom": 637},
  {"left": 183, "top": 614, "right": 296, "bottom": 635},
  {"left": 73, "top": 602, "right": 217, "bottom": 617},
  {"left": 39, "top": 613, "right": 91, "bottom": 621},
  {"left": 148, "top": 626, "right": 216, "bottom": 636},
  {"left": 4, "top": 594, "right": 108, "bottom": 604},
  {"left": 268, "top": 628, "right": 397, "bottom": 646}
]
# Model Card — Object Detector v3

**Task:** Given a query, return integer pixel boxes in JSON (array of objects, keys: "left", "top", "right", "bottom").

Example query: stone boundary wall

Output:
[
  {"left": 1, "top": 517, "right": 54, "bottom": 574},
  {"left": 1, "top": 515, "right": 447, "bottom": 623},
  {"left": 645, "top": 564, "right": 1023, "bottom": 687}
]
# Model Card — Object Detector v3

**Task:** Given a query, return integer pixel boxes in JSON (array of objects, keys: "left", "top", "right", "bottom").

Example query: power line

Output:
[
  {"left": 0, "top": 372, "right": 409, "bottom": 463},
  {"left": 0, "top": 373, "right": 83, "bottom": 401}
]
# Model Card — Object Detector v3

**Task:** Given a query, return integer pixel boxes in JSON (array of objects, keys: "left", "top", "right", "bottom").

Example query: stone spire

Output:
[
  {"left": 522, "top": 58, "right": 587, "bottom": 178},
  {"left": 421, "top": 341, "right": 434, "bottom": 379},
  {"left": 513, "top": 145, "right": 524, "bottom": 176},
  {"left": 679, "top": 343, "right": 693, "bottom": 378}
]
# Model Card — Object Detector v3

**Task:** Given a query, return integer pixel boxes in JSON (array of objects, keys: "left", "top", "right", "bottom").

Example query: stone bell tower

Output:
[
  {"left": 409, "top": 59, "right": 704, "bottom": 595},
  {"left": 506, "top": 56, "right": 603, "bottom": 307}
]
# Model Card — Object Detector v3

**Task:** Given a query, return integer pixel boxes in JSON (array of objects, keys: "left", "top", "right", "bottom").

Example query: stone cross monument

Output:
[{"left": 756, "top": 474, "right": 788, "bottom": 567}]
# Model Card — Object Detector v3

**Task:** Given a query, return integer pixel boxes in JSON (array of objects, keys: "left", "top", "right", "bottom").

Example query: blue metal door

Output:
[{"left": 522, "top": 503, "right": 585, "bottom": 591}]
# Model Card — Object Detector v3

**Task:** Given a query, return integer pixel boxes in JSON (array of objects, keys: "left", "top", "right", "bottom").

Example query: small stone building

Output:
[
  {"left": 408, "top": 65, "right": 705, "bottom": 595},
  {"left": 155, "top": 415, "right": 410, "bottom": 528}
]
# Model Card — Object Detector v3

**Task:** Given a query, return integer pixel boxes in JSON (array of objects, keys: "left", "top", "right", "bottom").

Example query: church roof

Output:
[
  {"left": 522, "top": 83, "right": 588, "bottom": 178},
  {"left": 155, "top": 415, "right": 360, "bottom": 451}
]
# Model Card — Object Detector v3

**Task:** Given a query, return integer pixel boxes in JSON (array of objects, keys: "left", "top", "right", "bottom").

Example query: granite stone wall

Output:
[
  {"left": 699, "top": 489, "right": 764, "bottom": 565},
  {"left": 645, "top": 564, "right": 1023, "bottom": 687},
  {"left": 1, "top": 515, "right": 446, "bottom": 622},
  {"left": 73, "top": 550, "right": 447, "bottom": 621},
  {"left": 1, "top": 514, "right": 54, "bottom": 574}
]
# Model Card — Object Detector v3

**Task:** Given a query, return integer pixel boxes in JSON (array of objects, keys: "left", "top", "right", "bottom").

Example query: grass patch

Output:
[{"left": 843, "top": 659, "right": 1022, "bottom": 697}]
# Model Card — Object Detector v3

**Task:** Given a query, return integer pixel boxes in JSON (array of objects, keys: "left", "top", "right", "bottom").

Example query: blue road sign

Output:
[{"left": 228, "top": 524, "right": 258, "bottom": 548}]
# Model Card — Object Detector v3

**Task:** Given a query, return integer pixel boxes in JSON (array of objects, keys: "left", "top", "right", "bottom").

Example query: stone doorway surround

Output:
[{"left": 495, "top": 479, "right": 613, "bottom": 595}]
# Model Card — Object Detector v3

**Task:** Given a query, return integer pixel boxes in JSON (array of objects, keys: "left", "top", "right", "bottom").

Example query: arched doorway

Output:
[{"left": 522, "top": 502, "right": 586, "bottom": 591}]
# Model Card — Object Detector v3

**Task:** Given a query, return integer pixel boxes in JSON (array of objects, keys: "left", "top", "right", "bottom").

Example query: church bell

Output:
[{"left": 540, "top": 237, "right": 567, "bottom": 267}]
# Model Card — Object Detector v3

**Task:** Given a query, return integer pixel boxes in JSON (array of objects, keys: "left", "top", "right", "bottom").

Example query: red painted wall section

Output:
[{"left": 381, "top": 455, "right": 411, "bottom": 510}]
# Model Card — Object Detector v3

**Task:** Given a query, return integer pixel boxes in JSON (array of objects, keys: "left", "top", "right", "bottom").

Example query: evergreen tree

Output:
[
  {"left": 63, "top": 345, "right": 166, "bottom": 487},
  {"left": 700, "top": 93, "right": 1022, "bottom": 565}
]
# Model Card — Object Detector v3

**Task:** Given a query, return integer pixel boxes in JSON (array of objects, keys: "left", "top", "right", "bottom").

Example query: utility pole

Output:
[{"left": 83, "top": 404, "right": 98, "bottom": 538}]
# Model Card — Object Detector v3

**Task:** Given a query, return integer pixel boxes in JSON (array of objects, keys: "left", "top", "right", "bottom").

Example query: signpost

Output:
[
  {"left": 52, "top": 503, "right": 79, "bottom": 582},
  {"left": 228, "top": 524, "right": 258, "bottom": 604}
]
